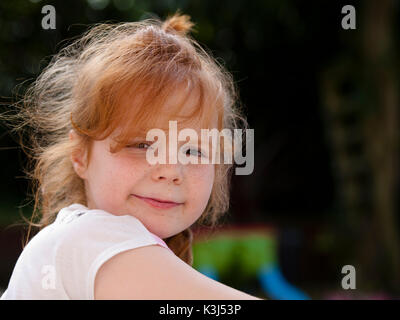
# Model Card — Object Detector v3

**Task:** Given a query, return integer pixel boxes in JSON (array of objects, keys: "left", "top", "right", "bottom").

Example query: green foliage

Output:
[{"left": 193, "top": 232, "right": 277, "bottom": 280}]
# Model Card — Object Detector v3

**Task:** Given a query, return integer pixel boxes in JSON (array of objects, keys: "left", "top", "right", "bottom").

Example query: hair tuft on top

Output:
[{"left": 161, "top": 10, "right": 195, "bottom": 36}]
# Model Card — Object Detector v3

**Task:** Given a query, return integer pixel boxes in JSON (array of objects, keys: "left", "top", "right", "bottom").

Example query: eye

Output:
[
  {"left": 185, "top": 147, "right": 203, "bottom": 157},
  {"left": 126, "top": 141, "right": 152, "bottom": 149}
]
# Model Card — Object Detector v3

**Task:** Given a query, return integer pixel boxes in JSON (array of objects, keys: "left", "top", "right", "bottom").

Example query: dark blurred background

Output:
[{"left": 1, "top": 0, "right": 399, "bottom": 299}]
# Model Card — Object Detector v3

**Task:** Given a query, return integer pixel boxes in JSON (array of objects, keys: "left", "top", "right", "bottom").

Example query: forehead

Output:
[
  {"left": 162, "top": 85, "right": 218, "bottom": 130},
  {"left": 115, "top": 82, "right": 218, "bottom": 138}
]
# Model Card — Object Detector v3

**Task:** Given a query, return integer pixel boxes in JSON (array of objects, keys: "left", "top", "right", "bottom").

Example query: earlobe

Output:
[{"left": 69, "top": 129, "right": 88, "bottom": 179}]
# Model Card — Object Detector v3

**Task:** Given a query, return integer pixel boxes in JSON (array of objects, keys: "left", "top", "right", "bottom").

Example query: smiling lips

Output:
[{"left": 132, "top": 194, "right": 183, "bottom": 209}]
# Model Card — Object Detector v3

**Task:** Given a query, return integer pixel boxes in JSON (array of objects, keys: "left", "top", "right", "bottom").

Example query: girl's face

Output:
[{"left": 70, "top": 89, "right": 216, "bottom": 239}]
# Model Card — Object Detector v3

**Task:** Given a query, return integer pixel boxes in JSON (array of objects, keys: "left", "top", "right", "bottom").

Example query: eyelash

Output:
[
  {"left": 128, "top": 142, "right": 151, "bottom": 148},
  {"left": 126, "top": 142, "right": 152, "bottom": 150}
]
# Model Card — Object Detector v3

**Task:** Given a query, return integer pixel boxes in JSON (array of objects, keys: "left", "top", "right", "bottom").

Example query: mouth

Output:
[{"left": 131, "top": 194, "right": 183, "bottom": 209}]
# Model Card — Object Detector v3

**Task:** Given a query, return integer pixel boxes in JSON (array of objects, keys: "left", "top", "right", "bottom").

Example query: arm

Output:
[{"left": 94, "top": 244, "right": 262, "bottom": 300}]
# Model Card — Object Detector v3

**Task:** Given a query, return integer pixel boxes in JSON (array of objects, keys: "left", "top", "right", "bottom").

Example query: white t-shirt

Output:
[{"left": 1, "top": 203, "right": 173, "bottom": 300}]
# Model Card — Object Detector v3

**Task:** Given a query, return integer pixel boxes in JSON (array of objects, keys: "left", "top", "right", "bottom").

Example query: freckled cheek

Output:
[
  {"left": 92, "top": 157, "right": 146, "bottom": 194},
  {"left": 187, "top": 165, "right": 215, "bottom": 199},
  {"left": 108, "top": 158, "right": 149, "bottom": 182}
]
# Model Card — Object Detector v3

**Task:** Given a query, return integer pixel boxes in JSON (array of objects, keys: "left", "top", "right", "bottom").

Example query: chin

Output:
[
  {"left": 140, "top": 223, "right": 170, "bottom": 239},
  {"left": 155, "top": 230, "right": 175, "bottom": 240}
]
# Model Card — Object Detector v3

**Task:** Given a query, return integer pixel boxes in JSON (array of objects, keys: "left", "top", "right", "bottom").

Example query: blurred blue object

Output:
[
  {"left": 197, "top": 262, "right": 310, "bottom": 300},
  {"left": 197, "top": 264, "right": 219, "bottom": 281},
  {"left": 258, "top": 263, "right": 310, "bottom": 300}
]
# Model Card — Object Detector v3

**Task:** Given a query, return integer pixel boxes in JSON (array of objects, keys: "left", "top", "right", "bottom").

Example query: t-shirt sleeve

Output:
[{"left": 55, "top": 212, "right": 172, "bottom": 300}]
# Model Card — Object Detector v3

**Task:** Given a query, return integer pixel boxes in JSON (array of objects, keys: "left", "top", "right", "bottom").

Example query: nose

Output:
[{"left": 151, "top": 163, "right": 183, "bottom": 185}]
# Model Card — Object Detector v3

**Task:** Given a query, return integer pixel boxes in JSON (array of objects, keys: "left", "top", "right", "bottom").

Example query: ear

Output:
[{"left": 69, "top": 129, "right": 88, "bottom": 180}]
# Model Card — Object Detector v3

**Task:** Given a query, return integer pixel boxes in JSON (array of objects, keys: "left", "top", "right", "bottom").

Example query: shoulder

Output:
[{"left": 94, "top": 243, "right": 261, "bottom": 300}]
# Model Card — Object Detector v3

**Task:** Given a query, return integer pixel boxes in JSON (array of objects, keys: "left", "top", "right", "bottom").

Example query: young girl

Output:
[{"left": 0, "top": 11, "right": 260, "bottom": 300}]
